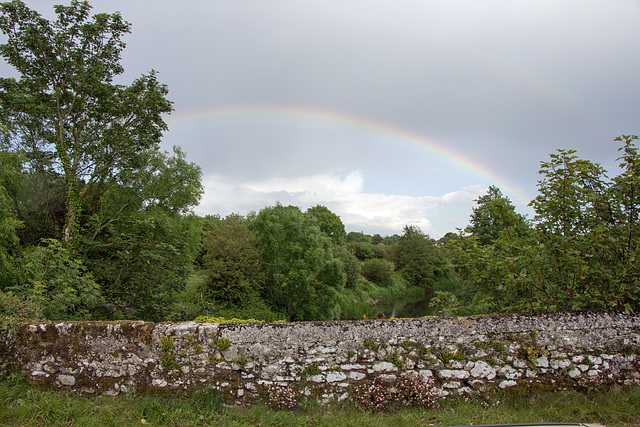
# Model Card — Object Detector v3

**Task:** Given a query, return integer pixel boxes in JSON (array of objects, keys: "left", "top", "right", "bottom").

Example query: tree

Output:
[
  {"left": 250, "top": 204, "right": 344, "bottom": 320},
  {"left": 201, "top": 216, "right": 263, "bottom": 306},
  {"left": 0, "top": 146, "right": 21, "bottom": 287},
  {"left": 306, "top": 205, "right": 346, "bottom": 245},
  {"left": 81, "top": 210, "right": 202, "bottom": 321},
  {"left": 346, "top": 231, "right": 371, "bottom": 243},
  {"left": 449, "top": 136, "right": 640, "bottom": 313},
  {"left": 467, "top": 186, "right": 530, "bottom": 245},
  {"left": 396, "top": 225, "right": 449, "bottom": 292},
  {"left": 332, "top": 245, "right": 360, "bottom": 289},
  {"left": 0, "top": 0, "right": 173, "bottom": 242},
  {"left": 360, "top": 258, "right": 394, "bottom": 287}
]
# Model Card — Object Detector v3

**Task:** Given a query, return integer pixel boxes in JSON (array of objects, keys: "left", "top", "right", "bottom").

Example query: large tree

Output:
[
  {"left": 306, "top": 205, "right": 347, "bottom": 245},
  {"left": 250, "top": 204, "right": 344, "bottom": 321},
  {"left": 0, "top": 0, "right": 172, "bottom": 242}
]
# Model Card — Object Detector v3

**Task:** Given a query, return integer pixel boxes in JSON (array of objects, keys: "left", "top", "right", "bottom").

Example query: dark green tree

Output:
[
  {"left": 346, "top": 231, "right": 371, "bottom": 243},
  {"left": 81, "top": 210, "right": 201, "bottom": 321},
  {"left": 332, "top": 246, "right": 360, "bottom": 289},
  {"left": 12, "top": 239, "right": 102, "bottom": 319},
  {"left": 0, "top": 146, "right": 22, "bottom": 287},
  {"left": 201, "top": 216, "right": 263, "bottom": 306},
  {"left": 360, "top": 258, "right": 394, "bottom": 287}
]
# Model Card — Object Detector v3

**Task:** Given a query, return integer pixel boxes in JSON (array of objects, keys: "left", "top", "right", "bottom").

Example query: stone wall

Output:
[{"left": 4, "top": 311, "right": 640, "bottom": 404}]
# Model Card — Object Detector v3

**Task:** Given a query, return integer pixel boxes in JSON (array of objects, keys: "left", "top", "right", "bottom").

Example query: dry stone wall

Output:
[{"left": 4, "top": 312, "right": 640, "bottom": 404}]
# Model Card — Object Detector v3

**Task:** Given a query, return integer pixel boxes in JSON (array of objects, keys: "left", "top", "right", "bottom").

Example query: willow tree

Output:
[{"left": 0, "top": 0, "right": 172, "bottom": 242}]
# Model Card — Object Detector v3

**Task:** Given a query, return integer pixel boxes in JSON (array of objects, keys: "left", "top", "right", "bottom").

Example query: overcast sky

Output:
[{"left": 4, "top": 1, "right": 640, "bottom": 237}]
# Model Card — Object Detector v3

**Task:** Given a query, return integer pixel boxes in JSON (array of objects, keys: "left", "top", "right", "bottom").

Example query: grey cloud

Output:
[{"left": 3, "top": 0, "right": 639, "bottom": 235}]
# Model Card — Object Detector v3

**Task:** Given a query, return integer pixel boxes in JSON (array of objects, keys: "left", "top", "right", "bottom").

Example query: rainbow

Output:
[{"left": 165, "top": 105, "right": 530, "bottom": 202}]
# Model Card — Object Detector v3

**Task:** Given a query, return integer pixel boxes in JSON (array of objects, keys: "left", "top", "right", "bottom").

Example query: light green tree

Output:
[
  {"left": 466, "top": 186, "right": 530, "bottom": 245},
  {"left": 306, "top": 205, "right": 347, "bottom": 245},
  {"left": 250, "top": 204, "right": 344, "bottom": 320},
  {"left": 12, "top": 239, "right": 102, "bottom": 319}
]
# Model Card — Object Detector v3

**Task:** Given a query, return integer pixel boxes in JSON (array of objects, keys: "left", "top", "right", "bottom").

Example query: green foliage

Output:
[
  {"left": 397, "top": 225, "right": 450, "bottom": 293},
  {"left": 466, "top": 186, "right": 531, "bottom": 245},
  {"left": 0, "top": 1, "right": 203, "bottom": 323},
  {"left": 160, "top": 336, "right": 180, "bottom": 370},
  {"left": 332, "top": 246, "right": 360, "bottom": 289},
  {"left": 216, "top": 337, "right": 231, "bottom": 351},
  {"left": 0, "top": 148, "right": 21, "bottom": 288},
  {"left": 306, "top": 205, "right": 347, "bottom": 245},
  {"left": 81, "top": 210, "right": 202, "bottom": 321},
  {"left": 438, "top": 349, "right": 455, "bottom": 365},
  {"left": 0, "top": 290, "right": 41, "bottom": 332},
  {"left": 250, "top": 204, "right": 344, "bottom": 321},
  {"left": 1, "top": 378, "right": 640, "bottom": 426},
  {"left": 0, "top": 1, "right": 174, "bottom": 241},
  {"left": 449, "top": 135, "right": 640, "bottom": 313},
  {"left": 346, "top": 241, "right": 375, "bottom": 261},
  {"left": 304, "top": 362, "right": 322, "bottom": 376},
  {"left": 363, "top": 339, "right": 378, "bottom": 351},
  {"left": 386, "top": 350, "right": 404, "bottom": 367},
  {"left": 11, "top": 239, "right": 102, "bottom": 320},
  {"left": 194, "top": 316, "right": 264, "bottom": 324},
  {"left": 429, "top": 291, "right": 462, "bottom": 317},
  {"left": 346, "top": 231, "right": 371, "bottom": 243},
  {"left": 234, "top": 354, "right": 248, "bottom": 370},
  {"left": 360, "top": 258, "right": 394, "bottom": 286},
  {"left": 201, "top": 215, "right": 262, "bottom": 305}
]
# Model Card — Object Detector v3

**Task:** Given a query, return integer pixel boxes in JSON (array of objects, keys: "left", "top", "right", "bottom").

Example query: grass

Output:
[{"left": 0, "top": 376, "right": 639, "bottom": 426}]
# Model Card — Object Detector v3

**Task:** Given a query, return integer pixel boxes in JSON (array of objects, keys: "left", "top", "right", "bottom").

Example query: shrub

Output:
[
  {"left": 360, "top": 258, "right": 394, "bottom": 287},
  {"left": 0, "top": 291, "right": 42, "bottom": 332}
]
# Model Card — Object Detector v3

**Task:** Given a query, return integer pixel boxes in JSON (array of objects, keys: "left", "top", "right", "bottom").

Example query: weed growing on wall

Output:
[
  {"left": 386, "top": 350, "right": 404, "bottom": 368},
  {"left": 217, "top": 337, "right": 231, "bottom": 351},
  {"left": 160, "top": 336, "right": 180, "bottom": 370}
]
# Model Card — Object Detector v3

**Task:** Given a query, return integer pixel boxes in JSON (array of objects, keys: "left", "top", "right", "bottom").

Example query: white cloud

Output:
[{"left": 194, "top": 171, "right": 487, "bottom": 237}]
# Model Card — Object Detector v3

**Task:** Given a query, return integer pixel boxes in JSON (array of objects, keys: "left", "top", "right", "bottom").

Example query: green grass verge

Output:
[{"left": 1, "top": 377, "right": 639, "bottom": 426}]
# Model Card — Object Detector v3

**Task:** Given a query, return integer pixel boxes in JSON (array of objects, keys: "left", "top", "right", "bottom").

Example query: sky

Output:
[{"left": 2, "top": 1, "right": 640, "bottom": 237}]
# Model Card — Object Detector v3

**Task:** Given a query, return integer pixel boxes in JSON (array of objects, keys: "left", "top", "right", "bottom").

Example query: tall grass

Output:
[{"left": 1, "top": 376, "right": 638, "bottom": 427}]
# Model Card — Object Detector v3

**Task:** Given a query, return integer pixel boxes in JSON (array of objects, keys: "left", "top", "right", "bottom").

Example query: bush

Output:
[
  {"left": 0, "top": 291, "right": 42, "bottom": 332},
  {"left": 361, "top": 259, "right": 394, "bottom": 287},
  {"left": 346, "top": 242, "right": 375, "bottom": 261}
]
